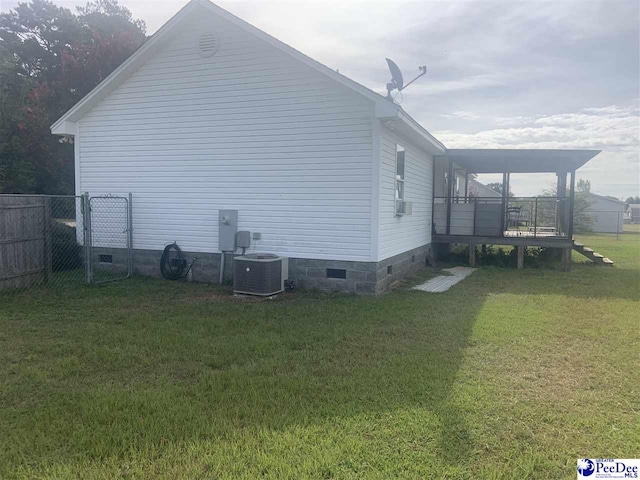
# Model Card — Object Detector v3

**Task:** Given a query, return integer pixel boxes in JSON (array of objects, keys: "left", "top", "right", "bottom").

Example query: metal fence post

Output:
[
  {"left": 472, "top": 197, "right": 477, "bottom": 236},
  {"left": 42, "top": 197, "right": 52, "bottom": 284},
  {"left": 533, "top": 197, "right": 538, "bottom": 238},
  {"left": 83, "top": 192, "right": 92, "bottom": 284},
  {"left": 128, "top": 193, "right": 133, "bottom": 278}
]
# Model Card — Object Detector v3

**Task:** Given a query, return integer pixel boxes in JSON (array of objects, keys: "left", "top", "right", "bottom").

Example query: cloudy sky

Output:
[{"left": 3, "top": 0, "right": 639, "bottom": 197}]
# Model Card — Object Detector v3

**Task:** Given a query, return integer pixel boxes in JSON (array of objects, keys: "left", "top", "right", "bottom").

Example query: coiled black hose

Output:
[{"left": 160, "top": 242, "right": 194, "bottom": 280}]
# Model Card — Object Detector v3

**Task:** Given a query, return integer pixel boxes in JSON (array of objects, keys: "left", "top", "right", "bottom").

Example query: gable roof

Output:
[
  {"left": 468, "top": 178, "right": 501, "bottom": 198},
  {"left": 586, "top": 192, "right": 626, "bottom": 205},
  {"left": 51, "top": 0, "right": 445, "bottom": 154}
]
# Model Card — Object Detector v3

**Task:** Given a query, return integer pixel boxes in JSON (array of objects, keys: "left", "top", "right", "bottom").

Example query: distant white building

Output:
[{"left": 584, "top": 193, "right": 626, "bottom": 233}]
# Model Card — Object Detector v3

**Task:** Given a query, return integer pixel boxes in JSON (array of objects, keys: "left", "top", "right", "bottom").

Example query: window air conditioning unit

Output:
[
  {"left": 233, "top": 254, "right": 288, "bottom": 296},
  {"left": 396, "top": 200, "right": 413, "bottom": 216}
]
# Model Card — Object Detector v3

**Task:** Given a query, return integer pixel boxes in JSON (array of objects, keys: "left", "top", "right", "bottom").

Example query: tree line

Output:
[{"left": 0, "top": 0, "right": 146, "bottom": 194}]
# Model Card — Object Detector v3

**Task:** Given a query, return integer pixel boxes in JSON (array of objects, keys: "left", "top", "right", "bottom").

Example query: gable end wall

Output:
[{"left": 77, "top": 11, "right": 375, "bottom": 261}]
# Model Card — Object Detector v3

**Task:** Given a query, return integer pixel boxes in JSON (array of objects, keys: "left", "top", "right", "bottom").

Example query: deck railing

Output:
[{"left": 433, "top": 196, "right": 571, "bottom": 238}]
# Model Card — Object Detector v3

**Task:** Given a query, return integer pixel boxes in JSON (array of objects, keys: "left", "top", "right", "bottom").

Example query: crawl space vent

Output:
[{"left": 198, "top": 32, "right": 219, "bottom": 58}]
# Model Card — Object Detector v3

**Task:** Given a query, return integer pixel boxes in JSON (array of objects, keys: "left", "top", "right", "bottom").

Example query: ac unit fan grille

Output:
[{"left": 233, "top": 258, "right": 283, "bottom": 296}]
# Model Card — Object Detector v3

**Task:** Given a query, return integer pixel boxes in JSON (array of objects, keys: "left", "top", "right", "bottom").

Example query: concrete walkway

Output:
[{"left": 412, "top": 266, "right": 476, "bottom": 293}]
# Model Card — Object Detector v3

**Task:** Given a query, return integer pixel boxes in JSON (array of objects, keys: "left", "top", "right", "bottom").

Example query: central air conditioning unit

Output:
[{"left": 233, "top": 254, "right": 288, "bottom": 296}]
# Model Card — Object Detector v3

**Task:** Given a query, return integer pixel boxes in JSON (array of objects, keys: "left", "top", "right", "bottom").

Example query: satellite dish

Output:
[
  {"left": 385, "top": 58, "right": 427, "bottom": 100},
  {"left": 386, "top": 58, "right": 404, "bottom": 91}
]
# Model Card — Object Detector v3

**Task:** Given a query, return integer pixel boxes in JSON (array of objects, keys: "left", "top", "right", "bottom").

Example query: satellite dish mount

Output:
[{"left": 386, "top": 58, "right": 427, "bottom": 100}]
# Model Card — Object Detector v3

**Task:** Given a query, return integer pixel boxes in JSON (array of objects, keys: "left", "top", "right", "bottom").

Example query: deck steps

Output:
[{"left": 572, "top": 241, "right": 614, "bottom": 266}]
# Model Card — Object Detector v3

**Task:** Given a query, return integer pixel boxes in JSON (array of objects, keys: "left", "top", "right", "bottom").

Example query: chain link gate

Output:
[{"left": 85, "top": 194, "right": 133, "bottom": 284}]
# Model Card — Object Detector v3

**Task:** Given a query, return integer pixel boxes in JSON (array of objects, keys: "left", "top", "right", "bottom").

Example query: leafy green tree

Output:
[
  {"left": 625, "top": 196, "right": 640, "bottom": 204},
  {"left": 0, "top": 50, "right": 35, "bottom": 191},
  {"left": 486, "top": 182, "right": 514, "bottom": 197},
  {"left": 486, "top": 182, "right": 503, "bottom": 194},
  {"left": 572, "top": 192, "right": 594, "bottom": 232},
  {"left": 540, "top": 184, "right": 593, "bottom": 233},
  {"left": 576, "top": 178, "right": 591, "bottom": 193},
  {"left": 0, "top": 0, "right": 146, "bottom": 194}
]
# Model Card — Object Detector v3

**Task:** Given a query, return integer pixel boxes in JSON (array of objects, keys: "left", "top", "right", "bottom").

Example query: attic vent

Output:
[{"left": 198, "top": 32, "right": 219, "bottom": 58}]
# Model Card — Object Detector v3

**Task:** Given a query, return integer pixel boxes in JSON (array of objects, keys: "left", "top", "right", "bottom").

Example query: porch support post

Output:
[
  {"left": 517, "top": 245, "right": 524, "bottom": 270},
  {"left": 446, "top": 156, "right": 453, "bottom": 235},
  {"left": 556, "top": 171, "right": 567, "bottom": 235},
  {"left": 464, "top": 171, "right": 469, "bottom": 199},
  {"left": 500, "top": 172, "right": 507, "bottom": 233},
  {"left": 568, "top": 169, "right": 576, "bottom": 239},
  {"left": 561, "top": 247, "right": 572, "bottom": 272},
  {"left": 505, "top": 173, "right": 510, "bottom": 199},
  {"left": 469, "top": 244, "right": 476, "bottom": 267}
]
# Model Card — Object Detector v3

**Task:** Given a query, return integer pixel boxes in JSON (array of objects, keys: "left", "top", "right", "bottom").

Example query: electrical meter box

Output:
[
  {"left": 237, "top": 230, "right": 251, "bottom": 249},
  {"left": 218, "top": 209, "right": 238, "bottom": 252}
]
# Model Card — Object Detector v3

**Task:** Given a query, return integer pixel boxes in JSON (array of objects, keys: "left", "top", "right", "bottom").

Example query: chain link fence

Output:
[
  {"left": 87, "top": 195, "right": 132, "bottom": 284},
  {"left": 0, "top": 193, "right": 132, "bottom": 291}
]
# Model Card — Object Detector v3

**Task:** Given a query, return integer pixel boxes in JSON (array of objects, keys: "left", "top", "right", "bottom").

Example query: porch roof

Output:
[{"left": 444, "top": 149, "right": 601, "bottom": 174}]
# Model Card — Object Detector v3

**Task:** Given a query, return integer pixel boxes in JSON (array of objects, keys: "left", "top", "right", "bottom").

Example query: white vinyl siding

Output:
[
  {"left": 78, "top": 11, "right": 374, "bottom": 261},
  {"left": 377, "top": 125, "right": 433, "bottom": 260}
]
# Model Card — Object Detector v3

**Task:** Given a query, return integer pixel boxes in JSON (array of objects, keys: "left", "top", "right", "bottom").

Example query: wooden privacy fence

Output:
[
  {"left": 0, "top": 193, "right": 133, "bottom": 291},
  {"left": 0, "top": 196, "right": 51, "bottom": 289}
]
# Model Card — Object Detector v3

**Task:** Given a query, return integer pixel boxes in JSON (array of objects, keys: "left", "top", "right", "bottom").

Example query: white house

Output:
[
  {"left": 52, "top": 0, "right": 601, "bottom": 291},
  {"left": 584, "top": 193, "right": 626, "bottom": 233}
]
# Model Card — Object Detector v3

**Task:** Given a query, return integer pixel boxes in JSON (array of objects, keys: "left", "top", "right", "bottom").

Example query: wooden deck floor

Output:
[
  {"left": 503, "top": 230, "right": 565, "bottom": 238},
  {"left": 433, "top": 231, "right": 572, "bottom": 247}
]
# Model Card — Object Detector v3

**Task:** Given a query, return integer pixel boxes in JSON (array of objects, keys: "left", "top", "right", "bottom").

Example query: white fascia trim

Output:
[
  {"left": 74, "top": 122, "right": 81, "bottom": 196},
  {"left": 50, "top": 0, "right": 446, "bottom": 157},
  {"left": 397, "top": 109, "right": 446, "bottom": 154},
  {"left": 198, "top": 0, "right": 388, "bottom": 106},
  {"left": 51, "top": 0, "right": 392, "bottom": 133},
  {"left": 51, "top": 120, "right": 77, "bottom": 136},
  {"left": 376, "top": 106, "right": 446, "bottom": 156}
]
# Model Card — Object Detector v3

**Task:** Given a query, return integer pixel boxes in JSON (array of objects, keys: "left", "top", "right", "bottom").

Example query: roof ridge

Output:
[{"left": 587, "top": 192, "right": 626, "bottom": 204}]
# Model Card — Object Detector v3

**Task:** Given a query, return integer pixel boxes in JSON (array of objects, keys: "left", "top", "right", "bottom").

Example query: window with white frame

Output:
[{"left": 395, "top": 144, "right": 405, "bottom": 214}]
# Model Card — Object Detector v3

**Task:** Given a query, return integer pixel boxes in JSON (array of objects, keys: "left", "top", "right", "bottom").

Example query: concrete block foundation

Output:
[{"left": 102, "top": 244, "right": 432, "bottom": 295}]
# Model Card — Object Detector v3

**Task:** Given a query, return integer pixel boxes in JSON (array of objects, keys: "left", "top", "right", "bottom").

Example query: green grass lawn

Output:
[
  {"left": 624, "top": 223, "right": 640, "bottom": 234},
  {"left": 1, "top": 234, "right": 639, "bottom": 479}
]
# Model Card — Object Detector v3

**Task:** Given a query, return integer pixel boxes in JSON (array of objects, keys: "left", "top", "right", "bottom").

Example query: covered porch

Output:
[{"left": 432, "top": 149, "right": 601, "bottom": 270}]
